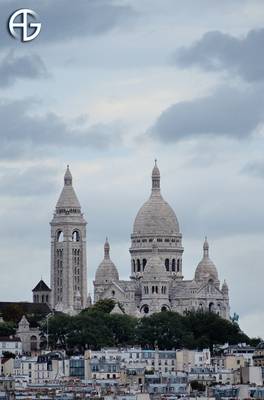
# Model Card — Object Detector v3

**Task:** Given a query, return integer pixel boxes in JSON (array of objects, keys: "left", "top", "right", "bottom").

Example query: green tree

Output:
[
  {"left": 107, "top": 314, "right": 137, "bottom": 346},
  {"left": 41, "top": 314, "right": 72, "bottom": 350},
  {"left": 0, "top": 321, "right": 16, "bottom": 336}
]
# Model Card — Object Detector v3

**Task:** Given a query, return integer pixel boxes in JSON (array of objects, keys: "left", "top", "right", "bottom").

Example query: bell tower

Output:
[{"left": 50, "top": 166, "right": 87, "bottom": 313}]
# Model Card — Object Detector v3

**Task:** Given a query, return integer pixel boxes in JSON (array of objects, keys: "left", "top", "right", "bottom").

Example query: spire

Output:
[
  {"left": 64, "top": 165, "right": 72, "bottom": 186},
  {"left": 203, "top": 236, "right": 209, "bottom": 258},
  {"left": 152, "top": 159, "right": 160, "bottom": 193},
  {"left": 55, "top": 166, "right": 81, "bottom": 210},
  {"left": 104, "top": 237, "right": 110, "bottom": 259}
]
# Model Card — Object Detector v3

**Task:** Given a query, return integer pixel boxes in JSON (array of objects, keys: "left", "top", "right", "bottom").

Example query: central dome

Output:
[{"left": 133, "top": 161, "right": 180, "bottom": 236}]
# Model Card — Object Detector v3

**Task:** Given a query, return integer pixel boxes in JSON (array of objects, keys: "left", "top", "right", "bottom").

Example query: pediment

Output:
[{"left": 196, "top": 282, "right": 222, "bottom": 296}]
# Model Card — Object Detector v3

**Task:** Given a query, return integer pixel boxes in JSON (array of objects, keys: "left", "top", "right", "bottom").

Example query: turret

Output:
[{"left": 194, "top": 237, "right": 219, "bottom": 285}]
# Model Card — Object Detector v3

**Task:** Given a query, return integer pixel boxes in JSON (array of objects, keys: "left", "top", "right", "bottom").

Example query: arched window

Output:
[
  {"left": 152, "top": 286, "right": 155, "bottom": 294},
  {"left": 165, "top": 259, "right": 170, "bottom": 271},
  {"left": 209, "top": 302, "right": 214, "bottom": 312},
  {"left": 137, "top": 259, "right": 141, "bottom": 272},
  {"left": 161, "top": 306, "right": 168, "bottom": 312},
  {"left": 177, "top": 259, "right": 180, "bottom": 272},
  {"left": 132, "top": 259, "right": 136, "bottom": 273},
  {"left": 155, "top": 286, "right": 158, "bottom": 294},
  {"left": 46, "top": 295, "right": 49, "bottom": 302},
  {"left": 143, "top": 259, "right": 147, "bottom": 271},
  {"left": 112, "top": 290, "right": 115, "bottom": 297},
  {"left": 72, "top": 230, "right": 80, "bottom": 242},
  {"left": 142, "top": 305, "right": 149, "bottom": 314},
  {"left": 57, "top": 231, "right": 63, "bottom": 242},
  {"left": 41, "top": 295, "right": 45, "bottom": 303},
  {"left": 172, "top": 259, "right": 176, "bottom": 272}
]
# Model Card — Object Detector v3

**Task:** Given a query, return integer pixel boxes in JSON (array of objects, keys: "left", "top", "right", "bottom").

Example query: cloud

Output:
[
  {"left": 0, "top": 51, "right": 48, "bottom": 88},
  {"left": 172, "top": 29, "right": 264, "bottom": 82},
  {"left": 0, "top": 165, "right": 58, "bottom": 197},
  {"left": 0, "top": 0, "right": 136, "bottom": 49},
  {"left": 150, "top": 86, "right": 264, "bottom": 143},
  {"left": 241, "top": 160, "right": 264, "bottom": 179},
  {"left": 0, "top": 98, "right": 122, "bottom": 159}
]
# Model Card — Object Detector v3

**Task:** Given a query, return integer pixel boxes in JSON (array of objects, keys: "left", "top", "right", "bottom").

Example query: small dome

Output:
[
  {"left": 95, "top": 238, "right": 119, "bottom": 283},
  {"left": 143, "top": 241, "right": 168, "bottom": 280},
  {"left": 133, "top": 161, "right": 180, "bottom": 236},
  {"left": 195, "top": 238, "right": 219, "bottom": 283}
]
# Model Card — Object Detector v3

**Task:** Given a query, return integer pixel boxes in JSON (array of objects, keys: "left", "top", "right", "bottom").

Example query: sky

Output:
[{"left": 0, "top": 0, "right": 263, "bottom": 338}]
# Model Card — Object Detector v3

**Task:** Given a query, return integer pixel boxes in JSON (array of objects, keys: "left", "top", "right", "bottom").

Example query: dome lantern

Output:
[{"left": 152, "top": 159, "right": 160, "bottom": 193}]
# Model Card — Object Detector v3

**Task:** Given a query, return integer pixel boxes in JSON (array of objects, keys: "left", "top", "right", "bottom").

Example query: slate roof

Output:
[{"left": 32, "top": 279, "right": 51, "bottom": 292}]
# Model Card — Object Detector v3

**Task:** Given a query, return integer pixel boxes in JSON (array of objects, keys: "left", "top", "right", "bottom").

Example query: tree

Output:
[
  {"left": 41, "top": 314, "right": 72, "bottom": 350},
  {"left": 0, "top": 322, "right": 16, "bottom": 336},
  {"left": 135, "top": 311, "right": 186, "bottom": 349},
  {"left": 90, "top": 299, "right": 115, "bottom": 314},
  {"left": 2, "top": 304, "right": 24, "bottom": 323},
  {"left": 107, "top": 314, "right": 137, "bottom": 347}
]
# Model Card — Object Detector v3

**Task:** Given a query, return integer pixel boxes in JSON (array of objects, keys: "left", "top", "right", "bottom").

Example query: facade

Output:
[
  {"left": 16, "top": 315, "right": 42, "bottom": 354},
  {"left": 0, "top": 337, "right": 22, "bottom": 357},
  {"left": 94, "top": 162, "right": 230, "bottom": 318},
  {"left": 253, "top": 342, "right": 264, "bottom": 367},
  {"left": 32, "top": 162, "right": 230, "bottom": 317}
]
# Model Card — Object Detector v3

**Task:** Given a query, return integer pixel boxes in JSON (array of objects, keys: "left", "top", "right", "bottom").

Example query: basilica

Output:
[{"left": 33, "top": 162, "right": 230, "bottom": 319}]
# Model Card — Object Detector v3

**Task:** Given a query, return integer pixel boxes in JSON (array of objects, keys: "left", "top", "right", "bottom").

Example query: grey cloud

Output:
[
  {"left": 0, "top": 52, "right": 48, "bottom": 88},
  {"left": 0, "top": 165, "right": 58, "bottom": 197},
  {"left": 241, "top": 160, "right": 264, "bottom": 179},
  {"left": 0, "top": 0, "right": 136, "bottom": 49},
  {"left": 150, "top": 86, "right": 264, "bottom": 142},
  {"left": 172, "top": 29, "right": 264, "bottom": 82},
  {"left": 0, "top": 98, "right": 122, "bottom": 159}
]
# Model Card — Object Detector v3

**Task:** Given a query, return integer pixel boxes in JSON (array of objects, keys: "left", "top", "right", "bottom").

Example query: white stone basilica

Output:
[
  {"left": 33, "top": 162, "right": 230, "bottom": 318},
  {"left": 94, "top": 161, "right": 230, "bottom": 319}
]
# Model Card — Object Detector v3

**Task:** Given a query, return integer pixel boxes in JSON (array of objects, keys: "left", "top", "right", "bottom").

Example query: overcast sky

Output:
[{"left": 0, "top": 0, "right": 263, "bottom": 338}]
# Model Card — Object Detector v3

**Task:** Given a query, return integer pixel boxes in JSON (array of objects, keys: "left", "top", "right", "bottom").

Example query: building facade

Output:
[
  {"left": 32, "top": 162, "right": 230, "bottom": 317},
  {"left": 94, "top": 162, "right": 230, "bottom": 318}
]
